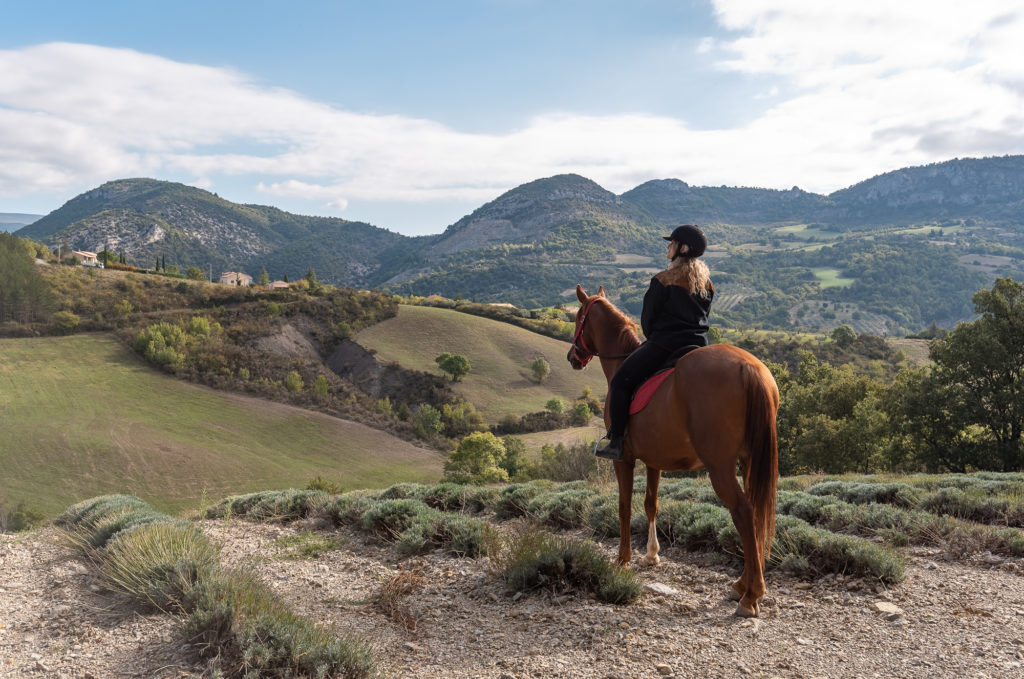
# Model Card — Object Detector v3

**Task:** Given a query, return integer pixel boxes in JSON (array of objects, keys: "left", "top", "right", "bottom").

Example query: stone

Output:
[
  {"left": 655, "top": 663, "right": 673, "bottom": 675},
  {"left": 645, "top": 582, "right": 680, "bottom": 597},
  {"left": 871, "top": 601, "right": 904, "bottom": 616}
]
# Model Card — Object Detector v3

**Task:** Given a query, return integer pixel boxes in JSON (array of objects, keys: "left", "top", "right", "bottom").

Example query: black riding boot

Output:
[{"left": 594, "top": 433, "right": 625, "bottom": 460}]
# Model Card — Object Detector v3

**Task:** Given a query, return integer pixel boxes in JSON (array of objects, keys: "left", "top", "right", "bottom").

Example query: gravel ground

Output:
[{"left": 2, "top": 521, "right": 1024, "bottom": 678}]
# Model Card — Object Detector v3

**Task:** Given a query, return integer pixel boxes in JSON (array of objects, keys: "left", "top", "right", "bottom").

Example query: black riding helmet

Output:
[{"left": 663, "top": 224, "right": 707, "bottom": 258}]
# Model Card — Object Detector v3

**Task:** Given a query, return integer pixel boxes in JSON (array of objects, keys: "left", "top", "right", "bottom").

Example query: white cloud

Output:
[{"left": 2, "top": 9, "right": 1024, "bottom": 224}]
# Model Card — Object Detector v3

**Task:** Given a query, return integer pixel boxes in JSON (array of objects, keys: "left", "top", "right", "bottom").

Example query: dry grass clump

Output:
[
  {"left": 372, "top": 569, "right": 428, "bottom": 630},
  {"left": 99, "top": 521, "right": 220, "bottom": 611}
]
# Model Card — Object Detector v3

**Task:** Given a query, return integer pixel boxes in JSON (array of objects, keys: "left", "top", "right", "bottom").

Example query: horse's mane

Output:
[{"left": 595, "top": 297, "right": 642, "bottom": 351}]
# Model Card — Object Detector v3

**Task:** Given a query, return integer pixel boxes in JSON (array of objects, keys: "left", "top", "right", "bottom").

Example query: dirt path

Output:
[{"left": 2, "top": 523, "right": 1023, "bottom": 678}]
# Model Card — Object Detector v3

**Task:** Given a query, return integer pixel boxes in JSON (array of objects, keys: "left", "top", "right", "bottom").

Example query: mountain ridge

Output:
[{"left": 14, "top": 155, "right": 1024, "bottom": 333}]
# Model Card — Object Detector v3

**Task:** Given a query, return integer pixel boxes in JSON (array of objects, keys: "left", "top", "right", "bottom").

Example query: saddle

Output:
[{"left": 628, "top": 345, "right": 701, "bottom": 415}]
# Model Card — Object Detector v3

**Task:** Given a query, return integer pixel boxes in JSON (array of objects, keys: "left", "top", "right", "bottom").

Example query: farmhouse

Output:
[
  {"left": 219, "top": 271, "right": 253, "bottom": 286},
  {"left": 267, "top": 280, "right": 290, "bottom": 290},
  {"left": 68, "top": 250, "right": 102, "bottom": 267}
]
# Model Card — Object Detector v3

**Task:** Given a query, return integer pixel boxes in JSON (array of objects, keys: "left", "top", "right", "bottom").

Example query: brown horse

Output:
[{"left": 567, "top": 285, "right": 779, "bottom": 617}]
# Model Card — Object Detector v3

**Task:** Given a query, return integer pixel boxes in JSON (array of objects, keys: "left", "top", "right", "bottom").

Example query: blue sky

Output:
[{"left": 2, "top": 1, "right": 1023, "bottom": 235}]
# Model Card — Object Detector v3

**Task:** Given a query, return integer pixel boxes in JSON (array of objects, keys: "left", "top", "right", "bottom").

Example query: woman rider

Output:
[{"left": 594, "top": 224, "right": 714, "bottom": 460}]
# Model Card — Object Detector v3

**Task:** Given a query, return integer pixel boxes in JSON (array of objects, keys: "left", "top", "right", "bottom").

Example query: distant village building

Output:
[
  {"left": 267, "top": 280, "right": 290, "bottom": 290},
  {"left": 219, "top": 271, "right": 253, "bottom": 286},
  {"left": 68, "top": 250, "right": 101, "bottom": 267}
]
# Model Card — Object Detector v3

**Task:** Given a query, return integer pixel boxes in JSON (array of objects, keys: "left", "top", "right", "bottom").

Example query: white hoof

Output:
[{"left": 638, "top": 554, "right": 660, "bottom": 567}]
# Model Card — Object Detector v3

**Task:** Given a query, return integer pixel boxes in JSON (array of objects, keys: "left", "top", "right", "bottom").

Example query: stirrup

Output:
[{"left": 594, "top": 434, "right": 624, "bottom": 461}]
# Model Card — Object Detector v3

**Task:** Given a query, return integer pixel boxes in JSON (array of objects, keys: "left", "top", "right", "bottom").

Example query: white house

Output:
[{"left": 219, "top": 271, "right": 253, "bottom": 286}]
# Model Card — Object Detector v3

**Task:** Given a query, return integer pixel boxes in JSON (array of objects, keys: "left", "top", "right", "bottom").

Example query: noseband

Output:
[{"left": 569, "top": 297, "right": 632, "bottom": 367}]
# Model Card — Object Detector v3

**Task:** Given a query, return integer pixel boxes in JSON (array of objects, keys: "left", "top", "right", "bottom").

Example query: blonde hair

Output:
[{"left": 669, "top": 256, "right": 713, "bottom": 298}]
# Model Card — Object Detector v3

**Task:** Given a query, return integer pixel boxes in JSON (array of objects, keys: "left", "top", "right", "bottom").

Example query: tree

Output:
[
  {"left": 186, "top": 267, "right": 205, "bottom": 281},
  {"left": 443, "top": 432, "right": 509, "bottom": 484},
  {"left": 0, "top": 233, "right": 54, "bottom": 323},
  {"left": 306, "top": 267, "right": 319, "bottom": 290},
  {"left": 530, "top": 357, "right": 551, "bottom": 384},
  {"left": 413, "top": 404, "right": 442, "bottom": 438},
  {"left": 258, "top": 266, "right": 270, "bottom": 286},
  {"left": 830, "top": 325, "right": 857, "bottom": 348},
  {"left": 929, "top": 277, "right": 1024, "bottom": 471},
  {"left": 499, "top": 436, "right": 527, "bottom": 479},
  {"left": 435, "top": 352, "right": 471, "bottom": 381},
  {"left": 544, "top": 397, "right": 564, "bottom": 415}
]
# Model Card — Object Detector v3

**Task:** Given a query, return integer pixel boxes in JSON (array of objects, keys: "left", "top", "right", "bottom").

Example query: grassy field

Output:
[
  {"left": 354, "top": 305, "right": 606, "bottom": 421},
  {"left": 811, "top": 266, "right": 856, "bottom": 288},
  {"left": 517, "top": 422, "right": 606, "bottom": 455},
  {"left": 0, "top": 335, "right": 442, "bottom": 517}
]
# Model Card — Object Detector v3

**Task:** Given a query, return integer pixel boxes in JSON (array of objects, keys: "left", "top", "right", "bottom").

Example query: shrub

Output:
[
  {"left": 358, "top": 499, "right": 434, "bottom": 539},
  {"left": 285, "top": 370, "right": 304, "bottom": 393},
  {"left": 100, "top": 522, "right": 220, "bottom": 611},
  {"left": 306, "top": 475, "right": 344, "bottom": 495},
  {"left": 88, "top": 508, "right": 173, "bottom": 548},
  {"left": 771, "top": 516, "right": 905, "bottom": 583},
  {"left": 52, "top": 310, "right": 80, "bottom": 334},
  {"left": 420, "top": 482, "right": 474, "bottom": 512},
  {"left": 57, "top": 494, "right": 154, "bottom": 531},
  {"left": 379, "top": 483, "right": 426, "bottom": 500},
  {"left": 499, "top": 527, "right": 642, "bottom": 604},
  {"left": 206, "top": 490, "right": 329, "bottom": 523},
  {"left": 528, "top": 488, "right": 599, "bottom": 529},
  {"left": 0, "top": 501, "right": 47, "bottom": 532},
  {"left": 807, "top": 481, "right": 922, "bottom": 508},
  {"left": 182, "top": 567, "right": 375, "bottom": 678},
  {"left": 494, "top": 483, "right": 547, "bottom": 519},
  {"left": 319, "top": 491, "right": 379, "bottom": 527},
  {"left": 395, "top": 513, "right": 490, "bottom": 557}
]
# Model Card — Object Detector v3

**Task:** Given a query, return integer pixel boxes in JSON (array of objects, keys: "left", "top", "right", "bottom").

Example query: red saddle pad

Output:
[{"left": 629, "top": 368, "right": 674, "bottom": 415}]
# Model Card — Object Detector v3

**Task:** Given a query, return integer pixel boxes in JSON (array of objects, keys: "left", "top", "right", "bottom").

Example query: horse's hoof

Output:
[
  {"left": 639, "top": 554, "right": 660, "bottom": 567},
  {"left": 734, "top": 602, "right": 758, "bottom": 618}
]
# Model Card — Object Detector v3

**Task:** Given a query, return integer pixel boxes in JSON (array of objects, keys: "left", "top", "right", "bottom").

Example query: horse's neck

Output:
[{"left": 595, "top": 309, "right": 639, "bottom": 383}]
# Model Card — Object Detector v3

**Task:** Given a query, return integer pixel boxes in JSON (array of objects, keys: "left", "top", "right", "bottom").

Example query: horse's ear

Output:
[
  {"left": 576, "top": 284, "right": 588, "bottom": 304},
  {"left": 597, "top": 285, "right": 606, "bottom": 298}
]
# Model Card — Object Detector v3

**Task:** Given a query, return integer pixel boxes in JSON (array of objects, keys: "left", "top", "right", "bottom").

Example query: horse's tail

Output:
[{"left": 742, "top": 361, "right": 779, "bottom": 564}]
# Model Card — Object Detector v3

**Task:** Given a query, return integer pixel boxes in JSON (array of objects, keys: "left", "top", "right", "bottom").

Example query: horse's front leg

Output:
[
  {"left": 639, "top": 466, "right": 661, "bottom": 566},
  {"left": 613, "top": 458, "right": 636, "bottom": 566}
]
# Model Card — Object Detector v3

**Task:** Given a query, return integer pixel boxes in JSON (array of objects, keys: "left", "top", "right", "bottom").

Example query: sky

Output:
[{"left": 2, "top": 0, "right": 1023, "bottom": 236}]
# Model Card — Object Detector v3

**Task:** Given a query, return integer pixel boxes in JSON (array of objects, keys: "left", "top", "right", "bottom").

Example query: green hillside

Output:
[
  {"left": 0, "top": 335, "right": 442, "bottom": 516},
  {"left": 354, "top": 305, "right": 605, "bottom": 421}
]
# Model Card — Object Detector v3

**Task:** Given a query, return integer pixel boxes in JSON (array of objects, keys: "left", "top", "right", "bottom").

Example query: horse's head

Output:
[{"left": 566, "top": 284, "right": 606, "bottom": 369}]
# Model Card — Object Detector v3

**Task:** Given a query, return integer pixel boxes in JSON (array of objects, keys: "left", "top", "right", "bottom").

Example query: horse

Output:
[{"left": 566, "top": 284, "right": 779, "bottom": 617}]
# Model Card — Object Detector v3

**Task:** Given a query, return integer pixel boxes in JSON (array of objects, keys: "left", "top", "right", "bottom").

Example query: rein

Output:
[{"left": 570, "top": 297, "right": 633, "bottom": 366}]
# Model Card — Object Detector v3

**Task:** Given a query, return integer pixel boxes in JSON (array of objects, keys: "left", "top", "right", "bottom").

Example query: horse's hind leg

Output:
[
  {"left": 707, "top": 464, "right": 765, "bottom": 617},
  {"left": 639, "top": 467, "right": 661, "bottom": 566}
]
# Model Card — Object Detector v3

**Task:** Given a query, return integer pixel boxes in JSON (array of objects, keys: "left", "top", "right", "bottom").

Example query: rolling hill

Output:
[
  {"left": 353, "top": 305, "right": 604, "bottom": 422},
  {"left": 0, "top": 334, "right": 442, "bottom": 516}
]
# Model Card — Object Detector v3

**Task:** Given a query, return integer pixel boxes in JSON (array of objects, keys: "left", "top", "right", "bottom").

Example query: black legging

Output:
[{"left": 607, "top": 341, "right": 672, "bottom": 437}]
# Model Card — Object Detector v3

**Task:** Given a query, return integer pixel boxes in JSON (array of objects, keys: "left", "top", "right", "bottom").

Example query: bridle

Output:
[{"left": 569, "top": 297, "right": 633, "bottom": 367}]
